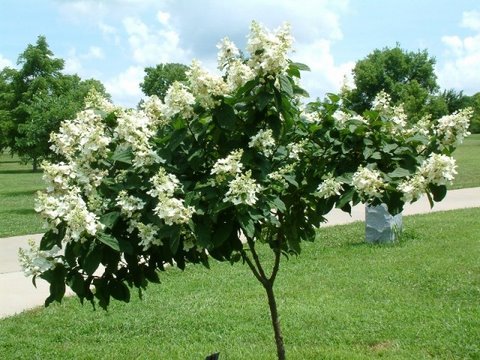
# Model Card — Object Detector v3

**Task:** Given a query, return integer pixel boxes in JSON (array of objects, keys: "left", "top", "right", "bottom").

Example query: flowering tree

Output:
[{"left": 20, "top": 22, "right": 471, "bottom": 359}]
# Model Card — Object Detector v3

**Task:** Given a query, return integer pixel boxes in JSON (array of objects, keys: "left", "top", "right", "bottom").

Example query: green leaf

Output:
[
  {"left": 430, "top": 184, "right": 447, "bottom": 202},
  {"left": 84, "top": 245, "right": 102, "bottom": 276},
  {"left": 214, "top": 102, "right": 236, "bottom": 130},
  {"left": 256, "top": 92, "right": 272, "bottom": 111},
  {"left": 326, "top": 93, "right": 341, "bottom": 103},
  {"left": 291, "top": 62, "right": 311, "bottom": 71},
  {"left": 169, "top": 227, "right": 181, "bottom": 254},
  {"left": 97, "top": 233, "right": 121, "bottom": 251},
  {"left": 39, "top": 229, "right": 62, "bottom": 251},
  {"left": 383, "top": 143, "right": 398, "bottom": 153},
  {"left": 44, "top": 266, "right": 66, "bottom": 307},
  {"left": 194, "top": 219, "right": 212, "bottom": 247},
  {"left": 388, "top": 167, "right": 412, "bottom": 178},
  {"left": 278, "top": 74, "right": 293, "bottom": 97},
  {"left": 99, "top": 212, "right": 121, "bottom": 229},
  {"left": 283, "top": 174, "right": 298, "bottom": 187},
  {"left": 239, "top": 213, "right": 255, "bottom": 238},
  {"left": 68, "top": 272, "right": 85, "bottom": 298},
  {"left": 111, "top": 147, "right": 133, "bottom": 164},
  {"left": 212, "top": 220, "right": 233, "bottom": 247},
  {"left": 270, "top": 197, "right": 286, "bottom": 212},
  {"left": 109, "top": 279, "right": 130, "bottom": 303},
  {"left": 336, "top": 188, "right": 355, "bottom": 210}
]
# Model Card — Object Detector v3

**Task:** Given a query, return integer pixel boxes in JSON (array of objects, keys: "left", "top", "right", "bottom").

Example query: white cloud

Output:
[
  {"left": 122, "top": 15, "right": 191, "bottom": 65},
  {"left": 295, "top": 40, "right": 355, "bottom": 99},
  {"left": 85, "top": 46, "right": 105, "bottom": 60},
  {"left": 98, "top": 22, "right": 121, "bottom": 45},
  {"left": 438, "top": 11, "right": 480, "bottom": 94},
  {"left": 461, "top": 10, "right": 480, "bottom": 31},
  {"left": 157, "top": 11, "right": 170, "bottom": 26},
  {"left": 0, "top": 54, "right": 13, "bottom": 69},
  {"left": 63, "top": 46, "right": 105, "bottom": 75},
  {"left": 105, "top": 65, "right": 144, "bottom": 107}
]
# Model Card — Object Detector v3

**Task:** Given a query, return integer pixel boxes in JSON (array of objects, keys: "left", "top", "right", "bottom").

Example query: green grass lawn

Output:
[
  {"left": 0, "top": 153, "right": 44, "bottom": 237},
  {"left": 0, "top": 208, "right": 479, "bottom": 359},
  {"left": 450, "top": 133, "right": 480, "bottom": 189}
]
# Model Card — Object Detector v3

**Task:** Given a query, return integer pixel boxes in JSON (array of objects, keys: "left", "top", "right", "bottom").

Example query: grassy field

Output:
[
  {"left": 0, "top": 134, "right": 479, "bottom": 238},
  {"left": 449, "top": 133, "right": 480, "bottom": 189},
  {"left": 0, "top": 208, "right": 478, "bottom": 359},
  {"left": 0, "top": 153, "right": 44, "bottom": 237}
]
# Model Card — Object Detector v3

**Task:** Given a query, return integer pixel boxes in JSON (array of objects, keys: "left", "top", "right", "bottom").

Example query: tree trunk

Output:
[
  {"left": 264, "top": 282, "right": 286, "bottom": 360},
  {"left": 32, "top": 157, "right": 38, "bottom": 172}
]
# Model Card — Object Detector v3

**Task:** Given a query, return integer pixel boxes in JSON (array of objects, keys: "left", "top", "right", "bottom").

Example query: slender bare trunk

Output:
[
  {"left": 264, "top": 281, "right": 286, "bottom": 360},
  {"left": 242, "top": 238, "right": 286, "bottom": 359}
]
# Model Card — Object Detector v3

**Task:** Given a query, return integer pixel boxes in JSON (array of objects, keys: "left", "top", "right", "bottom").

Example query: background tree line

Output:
[
  {"left": 1, "top": 38, "right": 478, "bottom": 171},
  {"left": 0, "top": 36, "right": 108, "bottom": 170}
]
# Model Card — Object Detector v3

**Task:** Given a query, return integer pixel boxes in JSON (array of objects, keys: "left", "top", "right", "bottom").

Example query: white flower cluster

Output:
[
  {"left": 84, "top": 88, "right": 117, "bottom": 113},
  {"left": 247, "top": 21, "right": 293, "bottom": 76},
  {"left": 216, "top": 37, "right": 255, "bottom": 91},
  {"left": 18, "top": 239, "right": 62, "bottom": 277},
  {"left": 352, "top": 166, "right": 385, "bottom": 199},
  {"left": 419, "top": 153, "right": 457, "bottom": 186},
  {"left": 217, "top": 37, "right": 240, "bottom": 70},
  {"left": 398, "top": 153, "right": 457, "bottom": 202},
  {"left": 301, "top": 110, "right": 322, "bottom": 124},
  {"left": 372, "top": 91, "right": 408, "bottom": 134},
  {"left": 163, "top": 81, "right": 196, "bottom": 120},
  {"left": 148, "top": 168, "right": 195, "bottom": 225},
  {"left": 332, "top": 110, "right": 366, "bottom": 128},
  {"left": 248, "top": 128, "right": 276, "bottom": 157},
  {"left": 372, "top": 90, "right": 392, "bottom": 112},
  {"left": 116, "top": 190, "right": 145, "bottom": 218},
  {"left": 315, "top": 176, "right": 344, "bottom": 199},
  {"left": 435, "top": 108, "right": 472, "bottom": 149},
  {"left": 50, "top": 109, "right": 111, "bottom": 163},
  {"left": 141, "top": 95, "right": 168, "bottom": 127},
  {"left": 268, "top": 163, "right": 296, "bottom": 188},
  {"left": 224, "top": 170, "right": 261, "bottom": 206},
  {"left": 129, "top": 220, "right": 162, "bottom": 250},
  {"left": 287, "top": 140, "right": 307, "bottom": 160},
  {"left": 225, "top": 60, "right": 256, "bottom": 91},
  {"left": 41, "top": 161, "right": 74, "bottom": 192},
  {"left": 114, "top": 110, "right": 163, "bottom": 169},
  {"left": 211, "top": 149, "right": 244, "bottom": 182},
  {"left": 187, "top": 60, "right": 229, "bottom": 109},
  {"left": 397, "top": 174, "right": 427, "bottom": 203},
  {"left": 410, "top": 115, "right": 432, "bottom": 137},
  {"left": 36, "top": 187, "right": 103, "bottom": 242}
]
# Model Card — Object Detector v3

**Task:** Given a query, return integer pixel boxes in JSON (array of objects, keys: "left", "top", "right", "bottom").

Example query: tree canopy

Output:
[
  {"left": 140, "top": 63, "right": 189, "bottom": 100},
  {"left": 0, "top": 35, "right": 108, "bottom": 170},
  {"left": 345, "top": 45, "right": 439, "bottom": 121}
]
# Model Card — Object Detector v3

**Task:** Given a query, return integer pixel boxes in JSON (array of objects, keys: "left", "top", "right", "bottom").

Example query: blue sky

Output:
[{"left": 1, "top": 0, "right": 479, "bottom": 107}]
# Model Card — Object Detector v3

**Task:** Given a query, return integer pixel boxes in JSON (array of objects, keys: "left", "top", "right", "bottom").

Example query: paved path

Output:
[{"left": 1, "top": 187, "right": 480, "bottom": 319}]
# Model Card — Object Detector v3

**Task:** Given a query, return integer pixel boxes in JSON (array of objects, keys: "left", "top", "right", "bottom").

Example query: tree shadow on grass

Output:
[
  {"left": 0, "top": 208, "right": 37, "bottom": 216},
  {"left": 1, "top": 190, "right": 39, "bottom": 197},
  {"left": 0, "top": 169, "right": 40, "bottom": 175}
]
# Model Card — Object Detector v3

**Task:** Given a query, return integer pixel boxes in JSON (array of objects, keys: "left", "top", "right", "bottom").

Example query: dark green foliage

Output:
[
  {"left": 0, "top": 36, "right": 108, "bottom": 170},
  {"left": 140, "top": 63, "right": 189, "bottom": 100},
  {"left": 345, "top": 45, "right": 439, "bottom": 121}
]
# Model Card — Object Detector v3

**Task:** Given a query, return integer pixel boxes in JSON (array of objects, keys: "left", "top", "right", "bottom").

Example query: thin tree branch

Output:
[
  {"left": 240, "top": 249, "right": 265, "bottom": 285},
  {"left": 247, "top": 238, "right": 268, "bottom": 282}
]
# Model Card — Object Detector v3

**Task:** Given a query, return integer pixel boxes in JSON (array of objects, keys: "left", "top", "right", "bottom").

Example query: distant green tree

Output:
[
  {"left": 140, "top": 63, "right": 189, "bottom": 100},
  {"left": 0, "top": 68, "right": 17, "bottom": 152},
  {"left": 345, "top": 45, "right": 439, "bottom": 121},
  {"left": 0, "top": 35, "right": 108, "bottom": 170},
  {"left": 465, "top": 92, "right": 480, "bottom": 133},
  {"left": 16, "top": 75, "right": 107, "bottom": 168}
]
